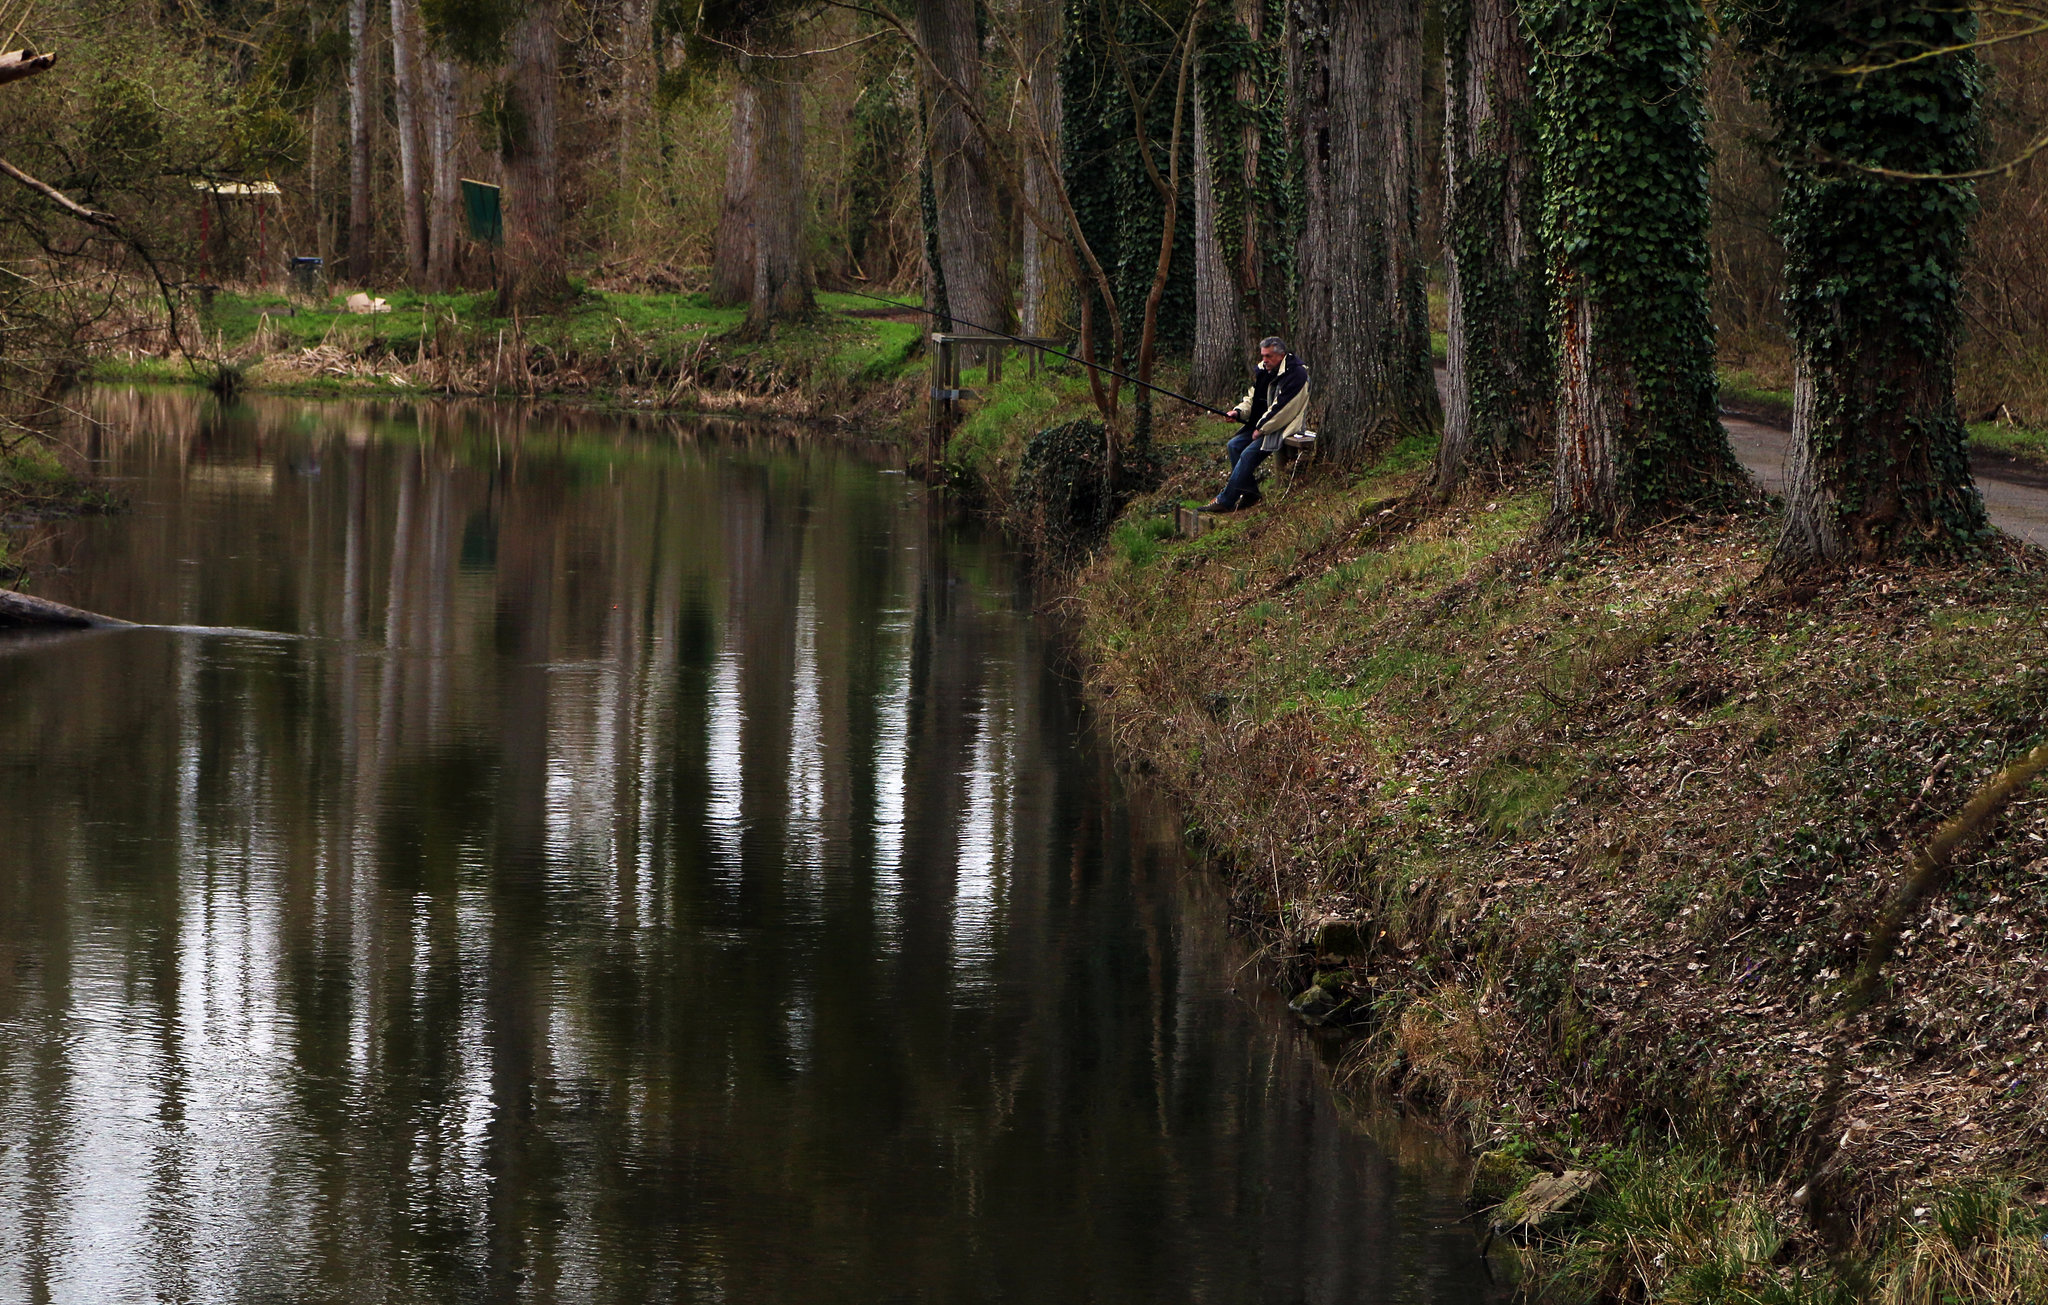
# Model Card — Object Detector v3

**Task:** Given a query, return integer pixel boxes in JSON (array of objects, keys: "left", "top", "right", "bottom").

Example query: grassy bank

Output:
[
  {"left": 919, "top": 374, "right": 2048, "bottom": 1299},
  {"left": 87, "top": 287, "right": 928, "bottom": 420}
]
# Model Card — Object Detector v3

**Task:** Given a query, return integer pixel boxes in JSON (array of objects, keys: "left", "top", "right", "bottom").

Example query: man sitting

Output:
[{"left": 1201, "top": 336, "right": 1310, "bottom": 513}]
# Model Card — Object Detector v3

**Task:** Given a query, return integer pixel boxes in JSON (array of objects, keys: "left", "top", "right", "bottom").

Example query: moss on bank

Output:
[
  {"left": 0, "top": 438, "right": 112, "bottom": 579},
  {"left": 1033, "top": 426, "right": 2048, "bottom": 1299}
]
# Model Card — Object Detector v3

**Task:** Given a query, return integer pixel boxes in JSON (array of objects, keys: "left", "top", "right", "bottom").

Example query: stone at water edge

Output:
[
  {"left": 1467, "top": 1150, "right": 1538, "bottom": 1211},
  {"left": 1490, "top": 1169, "right": 1604, "bottom": 1238},
  {"left": 1287, "top": 969, "right": 1355, "bottom": 1025},
  {"left": 1309, "top": 915, "right": 1366, "bottom": 956}
]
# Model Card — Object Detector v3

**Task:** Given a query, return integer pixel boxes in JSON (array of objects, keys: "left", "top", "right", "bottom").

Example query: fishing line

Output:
[{"left": 836, "top": 287, "right": 1239, "bottom": 419}]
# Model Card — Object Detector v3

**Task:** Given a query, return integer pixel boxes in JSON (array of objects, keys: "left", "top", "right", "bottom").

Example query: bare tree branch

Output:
[
  {"left": 0, "top": 46, "right": 54, "bottom": 85},
  {"left": 1833, "top": 12, "right": 2048, "bottom": 74},
  {"left": 0, "top": 155, "right": 114, "bottom": 225},
  {"left": 1835, "top": 123, "right": 2048, "bottom": 181}
]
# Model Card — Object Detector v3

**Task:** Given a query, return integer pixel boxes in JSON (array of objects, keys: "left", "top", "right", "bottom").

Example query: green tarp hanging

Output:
[{"left": 461, "top": 179, "right": 502, "bottom": 245}]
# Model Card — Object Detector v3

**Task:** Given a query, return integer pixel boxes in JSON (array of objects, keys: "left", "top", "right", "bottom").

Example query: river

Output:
[{"left": 0, "top": 388, "right": 1497, "bottom": 1303}]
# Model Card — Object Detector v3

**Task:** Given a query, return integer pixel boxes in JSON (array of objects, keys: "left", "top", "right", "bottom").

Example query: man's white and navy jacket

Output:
[{"left": 1234, "top": 353, "right": 1310, "bottom": 452}]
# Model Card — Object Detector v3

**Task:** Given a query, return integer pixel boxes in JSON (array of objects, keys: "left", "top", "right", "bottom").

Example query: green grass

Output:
[
  {"left": 943, "top": 363, "right": 1098, "bottom": 488},
  {"left": 1968, "top": 420, "right": 2048, "bottom": 468},
  {"left": 1718, "top": 371, "right": 1793, "bottom": 420},
  {"left": 1110, "top": 515, "right": 1178, "bottom": 568}
]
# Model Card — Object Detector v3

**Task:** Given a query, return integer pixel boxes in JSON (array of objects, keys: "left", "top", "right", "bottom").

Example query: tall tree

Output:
[
  {"left": 1190, "top": 0, "right": 1289, "bottom": 402},
  {"left": 1017, "top": 0, "right": 1068, "bottom": 337},
  {"left": 710, "top": 71, "right": 761, "bottom": 306},
  {"left": 1434, "top": 0, "right": 1550, "bottom": 490},
  {"left": 616, "top": 0, "right": 657, "bottom": 195},
  {"left": 1190, "top": 85, "right": 1247, "bottom": 401},
  {"left": 1291, "top": 0, "right": 1438, "bottom": 460},
  {"left": 698, "top": 0, "right": 815, "bottom": 330},
  {"left": 917, "top": 0, "right": 1006, "bottom": 333},
  {"left": 1740, "top": 0, "right": 1989, "bottom": 563},
  {"left": 745, "top": 56, "right": 814, "bottom": 330},
  {"left": 426, "top": 53, "right": 462, "bottom": 289},
  {"left": 347, "top": 0, "right": 374, "bottom": 283},
  {"left": 390, "top": 0, "right": 429, "bottom": 283},
  {"left": 1528, "top": 0, "right": 1735, "bottom": 530},
  {"left": 498, "top": 0, "right": 571, "bottom": 310}
]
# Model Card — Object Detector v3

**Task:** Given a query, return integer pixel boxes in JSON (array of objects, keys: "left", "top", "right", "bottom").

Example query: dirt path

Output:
[
  {"left": 1722, "top": 409, "right": 2048, "bottom": 548},
  {"left": 1426, "top": 368, "right": 2048, "bottom": 546}
]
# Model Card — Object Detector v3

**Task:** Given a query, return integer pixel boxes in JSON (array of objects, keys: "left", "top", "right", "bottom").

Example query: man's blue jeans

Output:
[{"left": 1220, "top": 426, "right": 1269, "bottom": 507}]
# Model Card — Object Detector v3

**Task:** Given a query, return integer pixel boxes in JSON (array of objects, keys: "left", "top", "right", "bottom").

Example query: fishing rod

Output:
[{"left": 836, "top": 287, "right": 1238, "bottom": 420}]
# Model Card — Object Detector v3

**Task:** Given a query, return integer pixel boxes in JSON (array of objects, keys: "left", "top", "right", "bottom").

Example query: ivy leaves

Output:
[
  {"left": 1529, "top": 0, "right": 1728, "bottom": 510},
  {"left": 1736, "top": 0, "right": 1990, "bottom": 556}
]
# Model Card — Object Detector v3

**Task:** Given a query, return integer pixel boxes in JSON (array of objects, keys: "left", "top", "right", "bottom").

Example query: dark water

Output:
[{"left": 0, "top": 389, "right": 1493, "bottom": 1304}]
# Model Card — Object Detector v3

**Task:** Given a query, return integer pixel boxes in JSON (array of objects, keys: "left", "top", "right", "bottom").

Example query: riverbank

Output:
[
  {"left": 86, "top": 287, "right": 930, "bottom": 422},
  {"left": 1048, "top": 425, "right": 2048, "bottom": 1299},
  {"left": 39, "top": 328, "right": 2048, "bottom": 1296},
  {"left": 0, "top": 438, "right": 113, "bottom": 582},
  {"left": 85, "top": 285, "right": 2048, "bottom": 474}
]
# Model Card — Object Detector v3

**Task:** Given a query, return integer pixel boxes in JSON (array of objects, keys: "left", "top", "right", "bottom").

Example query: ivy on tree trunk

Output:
[
  {"left": 1060, "top": 0, "right": 1195, "bottom": 367},
  {"left": 1292, "top": 0, "right": 1437, "bottom": 461},
  {"left": 1740, "top": 0, "right": 1989, "bottom": 564},
  {"left": 1435, "top": 0, "right": 1549, "bottom": 491},
  {"left": 1529, "top": 0, "right": 1733, "bottom": 530}
]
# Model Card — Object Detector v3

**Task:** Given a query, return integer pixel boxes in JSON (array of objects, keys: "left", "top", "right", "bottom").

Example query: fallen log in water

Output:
[{"left": 0, "top": 588, "right": 133, "bottom": 630}]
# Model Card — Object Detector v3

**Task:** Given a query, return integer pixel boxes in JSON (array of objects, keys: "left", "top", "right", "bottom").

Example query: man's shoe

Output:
[
  {"left": 1197, "top": 498, "right": 1233, "bottom": 513},
  {"left": 1238, "top": 489, "right": 1263, "bottom": 510}
]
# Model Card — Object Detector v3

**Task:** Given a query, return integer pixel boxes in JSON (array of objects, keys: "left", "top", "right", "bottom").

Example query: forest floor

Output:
[{"left": 1060, "top": 417, "right": 2048, "bottom": 1302}]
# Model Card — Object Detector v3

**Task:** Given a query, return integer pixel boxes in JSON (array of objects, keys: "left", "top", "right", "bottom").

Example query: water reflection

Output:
[{"left": 0, "top": 388, "right": 1495, "bottom": 1304}]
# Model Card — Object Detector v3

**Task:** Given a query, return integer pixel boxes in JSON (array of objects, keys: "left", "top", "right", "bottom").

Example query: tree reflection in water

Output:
[{"left": 0, "top": 387, "right": 1500, "bottom": 1304}]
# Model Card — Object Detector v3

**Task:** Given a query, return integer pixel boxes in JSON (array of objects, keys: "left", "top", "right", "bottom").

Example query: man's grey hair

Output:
[{"left": 1258, "top": 336, "right": 1287, "bottom": 353}]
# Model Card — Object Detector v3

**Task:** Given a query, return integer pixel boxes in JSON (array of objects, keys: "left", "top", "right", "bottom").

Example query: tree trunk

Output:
[
  {"left": 389, "top": 0, "right": 429, "bottom": 285},
  {"left": 1191, "top": 0, "right": 1279, "bottom": 402},
  {"left": 1532, "top": 0, "right": 1732, "bottom": 531},
  {"left": 426, "top": 55, "right": 462, "bottom": 291},
  {"left": 744, "top": 58, "right": 814, "bottom": 331},
  {"left": 1435, "top": 0, "right": 1549, "bottom": 491},
  {"left": 497, "top": 0, "right": 570, "bottom": 312},
  {"left": 916, "top": 0, "right": 1005, "bottom": 333},
  {"left": 1191, "top": 91, "right": 1251, "bottom": 402},
  {"left": 1292, "top": 0, "right": 1438, "bottom": 461},
  {"left": 710, "top": 69, "right": 760, "bottom": 308},
  {"left": 616, "top": 0, "right": 655, "bottom": 200},
  {"left": 1748, "top": 0, "right": 1988, "bottom": 564},
  {"left": 347, "top": 0, "right": 374, "bottom": 284},
  {"left": 1017, "top": 0, "right": 1067, "bottom": 337}
]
